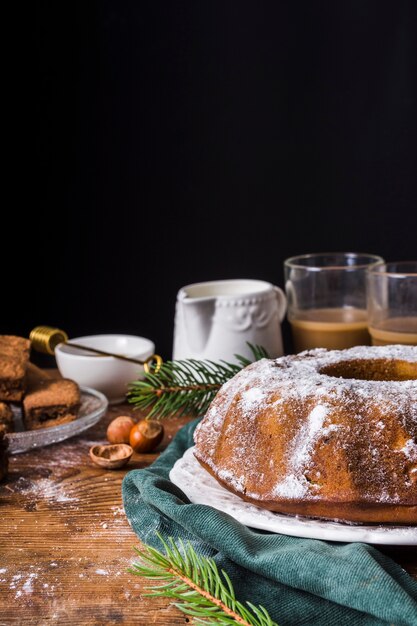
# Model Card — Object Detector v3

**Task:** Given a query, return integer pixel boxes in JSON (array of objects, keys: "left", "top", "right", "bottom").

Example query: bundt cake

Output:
[{"left": 193, "top": 345, "right": 417, "bottom": 524}]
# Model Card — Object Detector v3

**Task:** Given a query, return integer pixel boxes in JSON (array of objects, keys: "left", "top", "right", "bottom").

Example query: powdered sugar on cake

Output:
[
  {"left": 274, "top": 404, "right": 329, "bottom": 498},
  {"left": 240, "top": 387, "right": 265, "bottom": 416},
  {"left": 401, "top": 439, "right": 417, "bottom": 460},
  {"left": 193, "top": 345, "right": 417, "bottom": 515}
]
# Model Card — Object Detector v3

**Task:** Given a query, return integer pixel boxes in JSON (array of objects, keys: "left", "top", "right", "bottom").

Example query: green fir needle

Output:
[
  {"left": 128, "top": 344, "right": 269, "bottom": 419},
  {"left": 129, "top": 533, "right": 278, "bottom": 626}
]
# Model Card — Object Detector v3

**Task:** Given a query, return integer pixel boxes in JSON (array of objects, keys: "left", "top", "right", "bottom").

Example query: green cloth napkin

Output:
[{"left": 122, "top": 419, "right": 417, "bottom": 626}]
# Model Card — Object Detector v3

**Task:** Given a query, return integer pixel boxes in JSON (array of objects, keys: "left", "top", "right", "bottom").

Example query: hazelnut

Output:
[
  {"left": 89, "top": 443, "right": 133, "bottom": 469},
  {"left": 129, "top": 420, "right": 164, "bottom": 453},
  {"left": 107, "top": 415, "right": 136, "bottom": 444}
]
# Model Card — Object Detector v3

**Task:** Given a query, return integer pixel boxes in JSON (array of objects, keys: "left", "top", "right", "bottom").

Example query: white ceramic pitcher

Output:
[{"left": 173, "top": 279, "right": 286, "bottom": 362}]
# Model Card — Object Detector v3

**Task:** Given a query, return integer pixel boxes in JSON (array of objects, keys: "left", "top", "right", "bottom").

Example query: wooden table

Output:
[{"left": 1, "top": 401, "right": 416, "bottom": 625}]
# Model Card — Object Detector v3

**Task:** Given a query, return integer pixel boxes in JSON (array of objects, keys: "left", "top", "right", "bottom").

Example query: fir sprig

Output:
[
  {"left": 130, "top": 534, "right": 278, "bottom": 626},
  {"left": 128, "top": 344, "right": 269, "bottom": 419}
]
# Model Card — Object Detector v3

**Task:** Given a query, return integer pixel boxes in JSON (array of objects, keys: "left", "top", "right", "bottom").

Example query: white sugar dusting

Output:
[
  {"left": 217, "top": 468, "right": 245, "bottom": 492},
  {"left": 401, "top": 439, "right": 417, "bottom": 460},
  {"left": 321, "top": 423, "right": 340, "bottom": 437},
  {"left": 274, "top": 404, "right": 329, "bottom": 498},
  {"left": 289, "top": 405, "right": 329, "bottom": 470},
  {"left": 274, "top": 474, "right": 306, "bottom": 498},
  {"left": 240, "top": 388, "right": 265, "bottom": 417},
  {"left": 196, "top": 346, "right": 417, "bottom": 446},
  {"left": 11, "top": 476, "right": 75, "bottom": 503},
  {"left": 194, "top": 345, "right": 417, "bottom": 509},
  {"left": 22, "top": 573, "right": 37, "bottom": 593},
  {"left": 31, "top": 479, "right": 74, "bottom": 503},
  {"left": 242, "top": 387, "right": 264, "bottom": 403}
]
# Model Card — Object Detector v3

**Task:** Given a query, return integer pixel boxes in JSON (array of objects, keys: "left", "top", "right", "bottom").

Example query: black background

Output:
[{"left": 4, "top": 1, "right": 417, "bottom": 361}]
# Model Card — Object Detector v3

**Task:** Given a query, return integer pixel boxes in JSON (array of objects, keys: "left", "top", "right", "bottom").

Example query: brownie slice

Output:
[
  {"left": 26, "top": 361, "right": 52, "bottom": 386},
  {"left": 0, "top": 402, "right": 14, "bottom": 434},
  {"left": 0, "top": 336, "right": 30, "bottom": 402},
  {"left": 23, "top": 378, "right": 80, "bottom": 430},
  {"left": 0, "top": 430, "right": 8, "bottom": 481}
]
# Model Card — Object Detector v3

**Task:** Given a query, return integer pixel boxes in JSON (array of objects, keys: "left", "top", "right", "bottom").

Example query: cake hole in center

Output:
[{"left": 319, "top": 358, "right": 417, "bottom": 381}]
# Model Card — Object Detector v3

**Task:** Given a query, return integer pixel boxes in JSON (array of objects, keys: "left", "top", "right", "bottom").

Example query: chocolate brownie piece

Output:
[
  {"left": 26, "top": 361, "right": 52, "bottom": 386},
  {"left": 0, "top": 336, "right": 30, "bottom": 402},
  {"left": 0, "top": 336, "right": 30, "bottom": 358},
  {"left": 23, "top": 378, "right": 80, "bottom": 430},
  {"left": 0, "top": 402, "right": 14, "bottom": 434},
  {"left": 0, "top": 430, "right": 8, "bottom": 481}
]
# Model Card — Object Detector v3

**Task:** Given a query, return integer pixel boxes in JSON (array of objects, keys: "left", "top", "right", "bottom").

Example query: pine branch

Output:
[
  {"left": 129, "top": 534, "right": 278, "bottom": 626},
  {"left": 128, "top": 343, "right": 269, "bottom": 419}
]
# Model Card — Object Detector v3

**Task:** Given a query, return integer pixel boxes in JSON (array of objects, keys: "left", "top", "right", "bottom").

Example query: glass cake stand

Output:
[{"left": 6, "top": 387, "right": 108, "bottom": 454}]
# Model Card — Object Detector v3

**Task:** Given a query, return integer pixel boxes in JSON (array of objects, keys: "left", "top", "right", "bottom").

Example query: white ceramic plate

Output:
[
  {"left": 6, "top": 387, "right": 108, "bottom": 454},
  {"left": 170, "top": 447, "right": 417, "bottom": 545}
]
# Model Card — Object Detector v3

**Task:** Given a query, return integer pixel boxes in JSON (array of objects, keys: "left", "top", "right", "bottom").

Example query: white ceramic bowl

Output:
[{"left": 55, "top": 334, "right": 155, "bottom": 404}]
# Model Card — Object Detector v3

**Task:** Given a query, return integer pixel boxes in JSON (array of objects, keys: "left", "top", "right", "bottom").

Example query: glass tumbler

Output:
[
  {"left": 367, "top": 261, "right": 417, "bottom": 346},
  {"left": 284, "top": 252, "right": 383, "bottom": 352}
]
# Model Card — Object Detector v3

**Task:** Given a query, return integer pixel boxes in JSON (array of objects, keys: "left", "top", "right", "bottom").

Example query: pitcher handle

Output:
[{"left": 273, "top": 286, "right": 287, "bottom": 322}]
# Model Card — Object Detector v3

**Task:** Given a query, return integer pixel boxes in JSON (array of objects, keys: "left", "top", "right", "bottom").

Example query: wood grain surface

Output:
[
  {"left": 0, "top": 400, "right": 190, "bottom": 625},
  {"left": 0, "top": 387, "right": 416, "bottom": 625}
]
